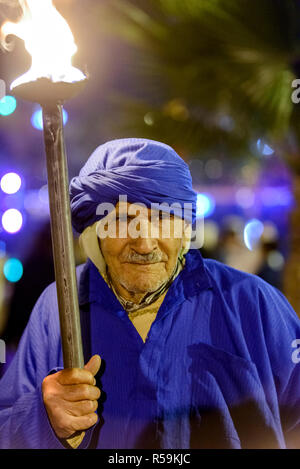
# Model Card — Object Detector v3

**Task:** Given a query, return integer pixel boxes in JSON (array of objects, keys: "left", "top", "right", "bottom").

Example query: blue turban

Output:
[{"left": 70, "top": 138, "right": 197, "bottom": 234}]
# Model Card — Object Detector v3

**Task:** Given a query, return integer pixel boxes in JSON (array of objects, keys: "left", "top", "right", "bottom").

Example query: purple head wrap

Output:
[{"left": 69, "top": 138, "right": 197, "bottom": 234}]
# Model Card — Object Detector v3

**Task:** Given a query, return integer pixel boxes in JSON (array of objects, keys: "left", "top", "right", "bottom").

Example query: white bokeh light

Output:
[
  {"left": 0, "top": 173, "right": 22, "bottom": 194},
  {"left": 2, "top": 209, "right": 23, "bottom": 233},
  {"left": 235, "top": 187, "right": 255, "bottom": 209},
  {"left": 243, "top": 219, "right": 264, "bottom": 251}
]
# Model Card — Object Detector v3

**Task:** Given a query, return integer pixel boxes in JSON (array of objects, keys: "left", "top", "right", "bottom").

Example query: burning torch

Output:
[{"left": 1, "top": 0, "right": 86, "bottom": 368}]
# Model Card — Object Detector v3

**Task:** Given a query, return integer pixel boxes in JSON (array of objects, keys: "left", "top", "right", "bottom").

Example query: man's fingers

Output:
[
  {"left": 59, "top": 412, "right": 99, "bottom": 437},
  {"left": 72, "top": 412, "right": 99, "bottom": 431},
  {"left": 66, "top": 399, "right": 99, "bottom": 417},
  {"left": 84, "top": 355, "right": 101, "bottom": 377},
  {"left": 57, "top": 368, "right": 95, "bottom": 386},
  {"left": 62, "top": 384, "right": 101, "bottom": 402},
  {"left": 56, "top": 355, "right": 101, "bottom": 386},
  {"left": 42, "top": 363, "right": 101, "bottom": 442}
]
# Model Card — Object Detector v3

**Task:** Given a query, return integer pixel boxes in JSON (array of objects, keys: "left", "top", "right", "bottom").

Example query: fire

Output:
[{"left": 1, "top": 0, "right": 86, "bottom": 89}]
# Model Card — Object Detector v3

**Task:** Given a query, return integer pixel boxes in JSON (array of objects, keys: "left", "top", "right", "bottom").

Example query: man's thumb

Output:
[{"left": 84, "top": 354, "right": 101, "bottom": 377}]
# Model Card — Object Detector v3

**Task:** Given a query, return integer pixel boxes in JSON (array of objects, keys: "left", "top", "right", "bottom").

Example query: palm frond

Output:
[{"left": 97, "top": 0, "right": 300, "bottom": 154}]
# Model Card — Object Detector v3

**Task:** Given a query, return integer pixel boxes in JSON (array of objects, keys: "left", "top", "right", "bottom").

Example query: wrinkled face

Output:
[{"left": 99, "top": 202, "right": 187, "bottom": 297}]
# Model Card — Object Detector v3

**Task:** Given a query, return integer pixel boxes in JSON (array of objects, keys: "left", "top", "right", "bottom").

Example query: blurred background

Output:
[{"left": 0, "top": 0, "right": 300, "bottom": 373}]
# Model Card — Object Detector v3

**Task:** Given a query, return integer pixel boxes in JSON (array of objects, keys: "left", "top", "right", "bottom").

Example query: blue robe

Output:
[{"left": 0, "top": 249, "right": 300, "bottom": 449}]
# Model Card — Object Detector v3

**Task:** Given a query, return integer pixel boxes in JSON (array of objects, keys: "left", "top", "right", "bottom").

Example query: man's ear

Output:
[{"left": 182, "top": 222, "right": 192, "bottom": 253}]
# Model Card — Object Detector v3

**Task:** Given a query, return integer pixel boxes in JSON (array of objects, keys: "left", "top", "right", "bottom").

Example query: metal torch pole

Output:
[{"left": 42, "top": 103, "right": 84, "bottom": 369}]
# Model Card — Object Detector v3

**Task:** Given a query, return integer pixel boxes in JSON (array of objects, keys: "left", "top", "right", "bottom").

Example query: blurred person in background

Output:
[
  {"left": 216, "top": 221, "right": 284, "bottom": 290},
  {"left": 217, "top": 223, "right": 262, "bottom": 275},
  {"left": 255, "top": 224, "right": 284, "bottom": 291}
]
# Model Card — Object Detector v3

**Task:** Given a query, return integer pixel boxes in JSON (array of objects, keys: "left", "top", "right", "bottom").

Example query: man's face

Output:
[{"left": 99, "top": 202, "right": 186, "bottom": 298}]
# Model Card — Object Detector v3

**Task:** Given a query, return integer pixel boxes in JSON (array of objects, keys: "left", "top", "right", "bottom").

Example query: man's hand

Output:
[{"left": 42, "top": 355, "right": 101, "bottom": 442}]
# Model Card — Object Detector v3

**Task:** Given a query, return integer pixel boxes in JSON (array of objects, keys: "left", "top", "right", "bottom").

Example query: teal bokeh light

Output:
[
  {"left": 0, "top": 96, "right": 17, "bottom": 116},
  {"left": 3, "top": 258, "right": 23, "bottom": 283}
]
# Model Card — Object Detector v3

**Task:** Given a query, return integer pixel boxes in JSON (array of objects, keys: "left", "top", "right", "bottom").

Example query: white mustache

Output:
[{"left": 123, "top": 251, "right": 164, "bottom": 264}]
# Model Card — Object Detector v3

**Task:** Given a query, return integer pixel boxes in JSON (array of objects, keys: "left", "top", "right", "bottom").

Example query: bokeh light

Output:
[
  {"left": 257, "top": 139, "right": 274, "bottom": 156},
  {"left": 144, "top": 112, "right": 154, "bottom": 126},
  {"left": 196, "top": 193, "right": 216, "bottom": 218},
  {"left": 2, "top": 209, "right": 23, "bottom": 233},
  {"left": 235, "top": 187, "right": 255, "bottom": 209},
  {"left": 205, "top": 159, "right": 223, "bottom": 180},
  {"left": 0, "top": 240, "right": 6, "bottom": 258},
  {"left": 38, "top": 185, "right": 49, "bottom": 205},
  {"left": 31, "top": 108, "right": 68, "bottom": 130},
  {"left": 0, "top": 96, "right": 17, "bottom": 116},
  {"left": 243, "top": 219, "right": 264, "bottom": 251},
  {"left": 24, "top": 189, "right": 50, "bottom": 218},
  {"left": 3, "top": 258, "right": 23, "bottom": 283},
  {"left": 261, "top": 187, "right": 293, "bottom": 207},
  {"left": 261, "top": 222, "right": 278, "bottom": 243},
  {"left": 0, "top": 172, "right": 22, "bottom": 194},
  {"left": 267, "top": 251, "right": 284, "bottom": 271},
  {"left": 203, "top": 220, "right": 220, "bottom": 250}
]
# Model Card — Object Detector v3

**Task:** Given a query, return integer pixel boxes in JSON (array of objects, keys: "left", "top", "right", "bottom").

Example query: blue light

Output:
[
  {"left": 31, "top": 108, "right": 68, "bottom": 130},
  {"left": 196, "top": 193, "right": 216, "bottom": 218},
  {"left": 244, "top": 219, "right": 264, "bottom": 251},
  {"left": 257, "top": 139, "right": 274, "bottom": 156},
  {"left": 0, "top": 241, "right": 6, "bottom": 258},
  {"left": 262, "top": 144, "right": 274, "bottom": 156},
  {"left": 261, "top": 187, "right": 293, "bottom": 207},
  {"left": 24, "top": 189, "right": 50, "bottom": 218},
  {"left": 0, "top": 96, "right": 17, "bottom": 116},
  {"left": 3, "top": 258, "right": 23, "bottom": 283},
  {"left": 31, "top": 109, "right": 43, "bottom": 130}
]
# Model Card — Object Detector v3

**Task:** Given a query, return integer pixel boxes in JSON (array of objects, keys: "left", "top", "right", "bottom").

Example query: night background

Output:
[{"left": 0, "top": 0, "right": 300, "bottom": 373}]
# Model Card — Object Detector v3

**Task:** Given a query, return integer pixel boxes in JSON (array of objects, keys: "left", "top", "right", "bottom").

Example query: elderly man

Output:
[{"left": 0, "top": 138, "right": 300, "bottom": 449}]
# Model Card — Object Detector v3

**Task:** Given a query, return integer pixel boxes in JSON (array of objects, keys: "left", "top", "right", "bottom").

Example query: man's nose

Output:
[
  {"left": 131, "top": 236, "right": 158, "bottom": 254},
  {"left": 131, "top": 219, "right": 158, "bottom": 253}
]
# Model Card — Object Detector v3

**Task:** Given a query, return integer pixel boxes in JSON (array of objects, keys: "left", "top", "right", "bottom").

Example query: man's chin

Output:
[{"left": 120, "top": 278, "right": 166, "bottom": 295}]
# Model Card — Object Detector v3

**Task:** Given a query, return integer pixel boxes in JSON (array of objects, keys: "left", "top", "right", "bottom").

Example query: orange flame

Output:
[{"left": 1, "top": 0, "right": 85, "bottom": 88}]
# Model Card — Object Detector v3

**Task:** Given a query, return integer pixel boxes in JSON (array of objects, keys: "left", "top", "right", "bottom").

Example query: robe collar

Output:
[{"left": 78, "top": 248, "right": 212, "bottom": 313}]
